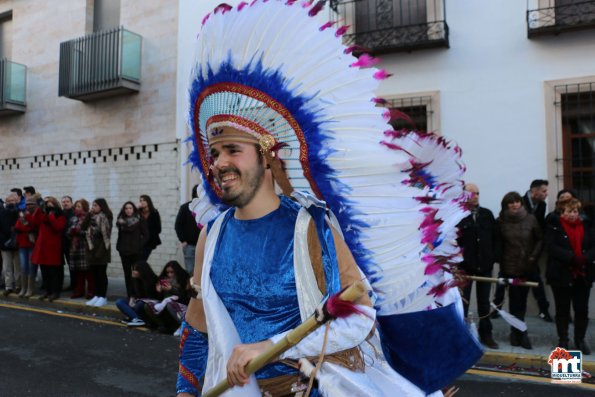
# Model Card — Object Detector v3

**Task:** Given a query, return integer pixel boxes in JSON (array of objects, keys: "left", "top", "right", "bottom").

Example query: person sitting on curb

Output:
[
  {"left": 143, "top": 260, "right": 191, "bottom": 334},
  {"left": 116, "top": 261, "right": 161, "bottom": 327}
]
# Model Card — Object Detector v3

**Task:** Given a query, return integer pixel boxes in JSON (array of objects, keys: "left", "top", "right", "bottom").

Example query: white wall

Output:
[
  {"left": 176, "top": 0, "right": 595, "bottom": 214},
  {"left": 377, "top": 1, "right": 595, "bottom": 213}
]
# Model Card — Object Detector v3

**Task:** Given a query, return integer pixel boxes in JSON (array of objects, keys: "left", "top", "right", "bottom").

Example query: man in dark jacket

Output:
[
  {"left": 1, "top": 192, "right": 21, "bottom": 295},
  {"left": 457, "top": 183, "right": 501, "bottom": 349},
  {"left": 175, "top": 184, "right": 201, "bottom": 273},
  {"left": 522, "top": 179, "right": 553, "bottom": 322}
]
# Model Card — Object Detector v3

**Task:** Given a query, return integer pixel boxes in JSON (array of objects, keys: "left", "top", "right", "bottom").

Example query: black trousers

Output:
[
  {"left": 551, "top": 283, "right": 591, "bottom": 342},
  {"left": 91, "top": 265, "right": 108, "bottom": 297},
  {"left": 40, "top": 266, "right": 62, "bottom": 296},
  {"left": 462, "top": 270, "right": 493, "bottom": 336},
  {"left": 119, "top": 254, "right": 139, "bottom": 298},
  {"left": 493, "top": 271, "right": 550, "bottom": 313},
  {"left": 508, "top": 284, "right": 530, "bottom": 334},
  {"left": 527, "top": 272, "right": 549, "bottom": 313}
]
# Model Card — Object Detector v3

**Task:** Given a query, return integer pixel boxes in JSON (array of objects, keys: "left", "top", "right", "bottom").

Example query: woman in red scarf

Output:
[{"left": 546, "top": 198, "right": 595, "bottom": 354}]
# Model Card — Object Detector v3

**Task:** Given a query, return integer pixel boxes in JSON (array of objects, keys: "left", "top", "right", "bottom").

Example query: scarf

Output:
[{"left": 560, "top": 217, "right": 585, "bottom": 278}]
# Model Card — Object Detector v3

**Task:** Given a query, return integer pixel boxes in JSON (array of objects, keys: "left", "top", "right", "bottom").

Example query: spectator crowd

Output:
[
  {"left": 1, "top": 181, "right": 592, "bottom": 346},
  {"left": 0, "top": 185, "right": 201, "bottom": 335},
  {"left": 458, "top": 179, "right": 595, "bottom": 355}
]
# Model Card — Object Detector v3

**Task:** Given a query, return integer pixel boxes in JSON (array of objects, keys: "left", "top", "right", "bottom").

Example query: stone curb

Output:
[
  {"left": 0, "top": 294, "right": 122, "bottom": 318},
  {"left": 480, "top": 351, "right": 595, "bottom": 372}
]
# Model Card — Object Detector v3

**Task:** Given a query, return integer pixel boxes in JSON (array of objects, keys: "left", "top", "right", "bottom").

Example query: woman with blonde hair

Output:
[{"left": 546, "top": 198, "right": 595, "bottom": 353}]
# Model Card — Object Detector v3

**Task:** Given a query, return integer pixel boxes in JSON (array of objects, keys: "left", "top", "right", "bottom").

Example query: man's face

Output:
[
  {"left": 464, "top": 184, "right": 480, "bottom": 208},
  {"left": 210, "top": 141, "right": 265, "bottom": 208},
  {"left": 531, "top": 185, "right": 548, "bottom": 202},
  {"left": 5, "top": 193, "right": 18, "bottom": 206},
  {"left": 61, "top": 197, "right": 73, "bottom": 210}
]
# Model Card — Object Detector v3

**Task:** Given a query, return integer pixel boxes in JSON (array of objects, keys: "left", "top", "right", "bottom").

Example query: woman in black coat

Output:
[
  {"left": 138, "top": 195, "right": 161, "bottom": 261},
  {"left": 546, "top": 198, "right": 595, "bottom": 354},
  {"left": 116, "top": 201, "right": 149, "bottom": 298}
]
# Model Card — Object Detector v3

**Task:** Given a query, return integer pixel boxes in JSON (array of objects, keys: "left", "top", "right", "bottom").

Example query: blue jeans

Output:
[
  {"left": 19, "top": 248, "right": 37, "bottom": 277},
  {"left": 182, "top": 244, "right": 196, "bottom": 274},
  {"left": 116, "top": 298, "right": 146, "bottom": 320}
]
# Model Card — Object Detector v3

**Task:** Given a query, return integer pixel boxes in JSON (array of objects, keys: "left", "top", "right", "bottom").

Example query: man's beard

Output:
[{"left": 220, "top": 161, "right": 265, "bottom": 208}]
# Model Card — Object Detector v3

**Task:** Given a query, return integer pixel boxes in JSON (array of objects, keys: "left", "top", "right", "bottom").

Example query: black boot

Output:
[
  {"left": 510, "top": 329, "right": 521, "bottom": 347},
  {"left": 480, "top": 334, "right": 499, "bottom": 349},
  {"left": 557, "top": 338, "right": 570, "bottom": 349},
  {"left": 555, "top": 315, "right": 570, "bottom": 350},
  {"left": 520, "top": 331, "right": 532, "bottom": 350},
  {"left": 575, "top": 340, "right": 591, "bottom": 355}
]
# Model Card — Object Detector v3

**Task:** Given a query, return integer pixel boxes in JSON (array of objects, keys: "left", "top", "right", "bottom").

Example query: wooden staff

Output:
[
  {"left": 202, "top": 281, "right": 366, "bottom": 397},
  {"left": 465, "top": 275, "right": 538, "bottom": 288}
]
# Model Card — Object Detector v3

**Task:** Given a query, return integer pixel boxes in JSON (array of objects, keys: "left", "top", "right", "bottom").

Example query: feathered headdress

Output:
[{"left": 188, "top": 0, "right": 481, "bottom": 393}]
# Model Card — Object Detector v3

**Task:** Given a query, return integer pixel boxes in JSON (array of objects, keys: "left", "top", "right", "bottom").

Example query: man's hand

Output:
[{"left": 226, "top": 340, "right": 272, "bottom": 387}]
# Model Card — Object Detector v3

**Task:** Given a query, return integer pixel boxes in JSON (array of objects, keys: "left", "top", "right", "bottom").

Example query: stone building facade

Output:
[{"left": 0, "top": 0, "right": 184, "bottom": 276}]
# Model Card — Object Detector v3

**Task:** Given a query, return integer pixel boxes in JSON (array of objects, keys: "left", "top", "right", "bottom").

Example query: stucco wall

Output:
[{"left": 0, "top": 0, "right": 178, "bottom": 159}]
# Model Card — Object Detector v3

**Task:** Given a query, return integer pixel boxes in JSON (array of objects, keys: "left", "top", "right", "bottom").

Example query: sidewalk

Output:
[{"left": 1, "top": 276, "right": 594, "bottom": 372}]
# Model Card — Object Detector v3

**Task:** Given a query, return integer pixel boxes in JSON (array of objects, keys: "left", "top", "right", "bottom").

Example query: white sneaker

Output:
[
  {"left": 85, "top": 296, "right": 99, "bottom": 306},
  {"left": 126, "top": 318, "right": 146, "bottom": 327},
  {"left": 173, "top": 326, "right": 182, "bottom": 337},
  {"left": 93, "top": 297, "right": 107, "bottom": 307}
]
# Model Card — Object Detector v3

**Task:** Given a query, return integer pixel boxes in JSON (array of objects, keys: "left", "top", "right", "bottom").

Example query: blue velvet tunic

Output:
[{"left": 209, "top": 196, "right": 302, "bottom": 379}]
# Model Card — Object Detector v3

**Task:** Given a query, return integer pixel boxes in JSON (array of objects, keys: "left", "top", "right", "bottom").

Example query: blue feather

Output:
[{"left": 186, "top": 56, "right": 374, "bottom": 275}]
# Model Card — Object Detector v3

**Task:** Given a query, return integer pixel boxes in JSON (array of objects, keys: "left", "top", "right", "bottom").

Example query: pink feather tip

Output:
[
  {"left": 320, "top": 21, "right": 337, "bottom": 31},
  {"left": 428, "top": 280, "right": 457, "bottom": 297},
  {"left": 302, "top": 0, "right": 314, "bottom": 8},
  {"left": 511, "top": 278, "right": 527, "bottom": 286},
  {"left": 214, "top": 3, "right": 233, "bottom": 14},
  {"left": 308, "top": 0, "right": 325, "bottom": 17},
  {"left": 350, "top": 54, "right": 380, "bottom": 68},
  {"left": 201, "top": 12, "right": 211, "bottom": 26},
  {"left": 335, "top": 25, "right": 350, "bottom": 37},
  {"left": 344, "top": 44, "right": 370, "bottom": 54},
  {"left": 373, "top": 69, "right": 393, "bottom": 80},
  {"left": 238, "top": 1, "right": 249, "bottom": 10},
  {"left": 372, "top": 97, "right": 387, "bottom": 104},
  {"left": 325, "top": 289, "right": 369, "bottom": 319}
]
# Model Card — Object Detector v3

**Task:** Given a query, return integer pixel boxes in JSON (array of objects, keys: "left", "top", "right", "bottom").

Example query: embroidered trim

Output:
[
  {"left": 178, "top": 327, "right": 200, "bottom": 390},
  {"left": 193, "top": 82, "right": 322, "bottom": 199}
]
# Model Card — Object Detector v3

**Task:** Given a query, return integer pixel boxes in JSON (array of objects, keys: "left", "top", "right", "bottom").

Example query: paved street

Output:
[
  {"left": 0, "top": 304, "right": 179, "bottom": 397},
  {"left": 454, "top": 372, "right": 594, "bottom": 396}
]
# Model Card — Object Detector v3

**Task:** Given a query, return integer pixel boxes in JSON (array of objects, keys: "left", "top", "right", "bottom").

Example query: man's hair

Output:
[
  {"left": 10, "top": 188, "right": 23, "bottom": 197},
  {"left": 530, "top": 179, "right": 548, "bottom": 189},
  {"left": 557, "top": 188, "right": 577, "bottom": 200},
  {"left": 61, "top": 195, "right": 73, "bottom": 202},
  {"left": 23, "top": 186, "right": 36, "bottom": 195}
]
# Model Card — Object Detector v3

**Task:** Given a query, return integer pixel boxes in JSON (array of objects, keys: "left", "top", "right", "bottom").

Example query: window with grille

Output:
[
  {"left": 386, "top": 95, "right": 433, "bottom": 132},
  {"left": 555, "top": 83, "right": 595, "bottom": 209}
]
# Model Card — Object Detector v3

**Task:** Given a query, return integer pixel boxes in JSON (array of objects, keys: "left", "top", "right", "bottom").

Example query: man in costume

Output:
[{"left": 177, "top": 1, "right": 482, "bottom": 396}]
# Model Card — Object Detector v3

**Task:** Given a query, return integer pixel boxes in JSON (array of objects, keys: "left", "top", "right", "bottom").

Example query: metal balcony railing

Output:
[
  {"left": 528, "top": 0, "right": 595, "bottom": 37},
  {"left": 329, "top": 0, "right": 448, "bottom": 54},
  {"left": 0, "top": 58, "right": 26, "bottom": 115},
  {"left": 59, "top": 27, "right": 142, "bottom": 101}
]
